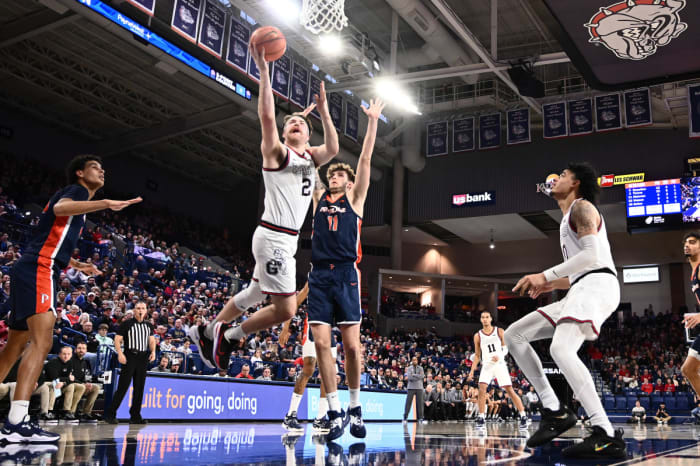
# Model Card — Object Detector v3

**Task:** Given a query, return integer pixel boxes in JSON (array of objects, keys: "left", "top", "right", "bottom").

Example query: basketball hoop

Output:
[{"left": 300, "top": 0, "right": 348, "bottom": 34}]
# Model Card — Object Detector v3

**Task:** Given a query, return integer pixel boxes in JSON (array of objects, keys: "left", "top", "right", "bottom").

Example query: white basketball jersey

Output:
[
  {"left": 560, "top": 198, "right": 616, "bottom": 284},
  {"left": 260, "top": 145, "right": 316, "bottom": 231},
  {"left": 479, "top": 327, "right": 503, "bottom": 365}
]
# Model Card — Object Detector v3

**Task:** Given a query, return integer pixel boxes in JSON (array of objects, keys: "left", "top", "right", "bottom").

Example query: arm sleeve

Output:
[
  {"left": 543, "top": 234, "right": 599, "bottom": 282},
  {"left": 501, "top": 346, "right": 509, "bottom": 357}
]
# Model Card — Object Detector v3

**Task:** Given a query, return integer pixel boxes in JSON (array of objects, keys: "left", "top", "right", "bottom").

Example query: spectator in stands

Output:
[
  {"left": 627, "top": 400, "right": 646, "bottom": 424},
  {"left": 664, "top": 377, "right": 676, "bottom": 393},
  {"left": 159, "top": 335, "right": 175, "bottom": 354},
  {"left": 641, "top": 378, "right": 653, "bottom": 395},
  {"left": 257, "top": 367, "right": 272, "bottom": 382},
  {"left": 235, "top": 364, "right": 253, "bottom": 379},
  {"left": 64, "top": 304, "right": 82, "bottom": 326},
  {"left": 44, "top": 346, "right": 84, "bottom": 422},
  {"left": 215, "top": 369, "right": 229, "bottom": 378},
  {"left": 152, "top": 357, "right": 170, "bottom": 373},
  {"left": 4, "top": 357, "right": 56, "bottom": 423},
  {"left": 170, "top": 360, "right": 181, "bottom": 374},
  {"left": 613, "top": 375, "right": 626, "bottom": 395},
  {"left": 285, "top": 367, "right": 297, "bottom": 383},
  {"left": 96, "top": 324, "right": 114, "bottom": 347},
  {"left": 654, "top": 403, "right": 672, "bottom": 425},
  {"left": 72, "top": 342, "right": 100, "bottom": 422},
  {"left": 654, "top": 378, "right": 665, "bottom": 393},
  {"left": 424, "top": 384, "right": 437, "bottom": 421},
  {"left": 168, "top": 319, "right": 186, "bottom": 344}
]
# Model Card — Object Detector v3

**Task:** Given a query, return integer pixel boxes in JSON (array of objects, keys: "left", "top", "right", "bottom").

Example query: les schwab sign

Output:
[
  {"left": 598, "top": 173, "right": 645, "bottom": 187},
  {"left": 452, "top": 191, "right": 495, "bottom": 206}
]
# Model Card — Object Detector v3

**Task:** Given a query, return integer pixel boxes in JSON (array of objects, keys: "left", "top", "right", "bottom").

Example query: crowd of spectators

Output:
[{"left": 379, "top": 292, "right": 438, "bottom": 319}]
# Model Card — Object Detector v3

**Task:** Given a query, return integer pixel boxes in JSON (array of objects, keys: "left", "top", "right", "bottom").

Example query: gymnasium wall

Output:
[{"left": 407, "top": 129, "right": 700, "bottom": 222}]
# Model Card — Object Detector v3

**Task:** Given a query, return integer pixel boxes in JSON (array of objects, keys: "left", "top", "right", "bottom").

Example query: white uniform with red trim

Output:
[
  {"left": 478, "top": 327, "right": 511, "bottom": 387},
  {"left": 253, "top": 145, "right": 316, "bottom": 295},
  {"left": 537, "top": 198, "right": 619, "bottom": 340}
]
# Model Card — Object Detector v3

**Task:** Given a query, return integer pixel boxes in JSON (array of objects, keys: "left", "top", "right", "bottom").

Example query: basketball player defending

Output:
[
  {"left": 506, "top": 163, "right": 626, "bottom": 459},
  {"left": 467, "top": 311, "right": 529, "bottom": 429},
  {"left": 679, "top": 232, "right": 700, "bottom": 404},
  {"left": 0, "top": 155, "right": 141, "bottom": 442},
  {"left": 189, "top": 40, "right": 339, "bottom": 370},
  {"left": 309, "top": 98, "right": 385, "bottom": 441},
  {"left": 279, "top": 282, "right": 337, "bottom": 433}
]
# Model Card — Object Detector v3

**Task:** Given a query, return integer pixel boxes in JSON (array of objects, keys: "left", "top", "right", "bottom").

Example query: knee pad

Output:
[{"left": 233, "top": 280, "right": 266, "bottom": 311}]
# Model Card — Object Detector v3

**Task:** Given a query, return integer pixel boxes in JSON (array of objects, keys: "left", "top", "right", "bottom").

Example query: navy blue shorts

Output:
[
  {"left": 9, "top": 256, "right": 58, "bottom": 331},
  {"left": 691, "top": 336, "right": 700, "bottom": 355},
  {"left": 307, "top": 262, "right": 362, "bottom": 326}
]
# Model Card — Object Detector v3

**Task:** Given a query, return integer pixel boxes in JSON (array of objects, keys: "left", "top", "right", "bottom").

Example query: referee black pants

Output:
[{"left": 106, "top": 351, "right": 149, "bottom": 419}]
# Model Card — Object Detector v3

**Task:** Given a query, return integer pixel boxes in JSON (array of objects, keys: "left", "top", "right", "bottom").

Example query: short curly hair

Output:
[{"left": 326, "top": 162, "right": 355, "bottom": 183}]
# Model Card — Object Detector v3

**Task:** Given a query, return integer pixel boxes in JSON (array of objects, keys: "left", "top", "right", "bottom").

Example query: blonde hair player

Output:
[
  {"left": 308, "top": 98, "right": 386, "bottom": 441},
  {"left": 467, "top": 310, "right": 529, "bottom": 429},
  {"left": 188, "top": 38, "right": 340, "bottom": 372},
  {"left": 506, "top": 162, "right": 626, "bottom": 460}
]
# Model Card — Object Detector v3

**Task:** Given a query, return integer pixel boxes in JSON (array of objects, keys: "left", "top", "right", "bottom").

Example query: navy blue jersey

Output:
[
  {"left": 311, "top": 192, "right": 362, "bottom": 265},
  {"left": 22, "top": 184, "right": 89, "bottom": 269},
  {"left": 692, "top": 263, "right": 700, "bottom": 309}
]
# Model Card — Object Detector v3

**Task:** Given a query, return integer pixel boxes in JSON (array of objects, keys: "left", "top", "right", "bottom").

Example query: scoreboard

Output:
[{"left": 625, "top": 179, "right": 682, "bottom": 232}]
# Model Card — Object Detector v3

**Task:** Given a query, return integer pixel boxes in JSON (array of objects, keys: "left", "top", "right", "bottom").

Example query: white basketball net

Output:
[{"left": 300, "top": 0, "right": 348, "bottom": 34}]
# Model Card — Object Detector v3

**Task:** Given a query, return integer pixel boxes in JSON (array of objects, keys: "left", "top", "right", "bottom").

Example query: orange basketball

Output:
[{"left": 250, "top": 26, "right": 286, "bottom": 62}]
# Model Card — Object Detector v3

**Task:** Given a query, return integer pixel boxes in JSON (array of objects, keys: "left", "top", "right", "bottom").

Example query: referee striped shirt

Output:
[{"left": 117, "top": 319, "right": 154, "bottom": 352}]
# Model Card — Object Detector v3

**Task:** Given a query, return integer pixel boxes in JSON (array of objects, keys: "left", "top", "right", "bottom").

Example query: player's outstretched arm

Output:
[
  {"left": 249, "top": 42, "right": 284, "bottom": 165},
  {"left": 308, "top": 81, "right": 339, "bottom": 166},
  {"left": 312, "top": 168, "right": 327, "bottom": 212},
  {"left": 351, "top": 98, "right": 385, "bottom": 208},
  {"left": 54, "top": 197, "right": 142, "bottom": 217}
]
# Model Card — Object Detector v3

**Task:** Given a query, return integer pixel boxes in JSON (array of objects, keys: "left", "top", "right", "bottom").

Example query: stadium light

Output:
[
  {"left": 266, "top": 0, "right": 300, "bottom": 24},
  {"left": 320, "top": 34, "right": 344, "bottom": 57},
  {"left": 375, "top": 78, "right": 421, "bottom": 115}
]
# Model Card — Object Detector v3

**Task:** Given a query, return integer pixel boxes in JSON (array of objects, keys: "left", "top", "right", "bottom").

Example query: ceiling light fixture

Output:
[{"left": 489, "top": 228, "right": 496, "bottom": 250}]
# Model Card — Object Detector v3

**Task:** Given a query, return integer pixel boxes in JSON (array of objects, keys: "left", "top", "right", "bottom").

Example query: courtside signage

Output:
[{"left": 452, "top": 191, "right": 495, "bottom": 207}]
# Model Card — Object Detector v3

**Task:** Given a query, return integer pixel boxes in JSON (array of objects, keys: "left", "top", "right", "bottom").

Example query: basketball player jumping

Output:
[
  {"left": 279, "top": 282, "right": 338, "bottom": 433},
  {"left": 189, "top": 40, "right": 339, "bottom": 370},
  {"left": 0, "top": 155, "right": 141, "bottom": 442},
  {"left": 467, "top": 310, "right": 529, "bottom": 429},
  {"left": 309, "top": 98, "right": 385, "bottom": 441},
  {"left": 679, "top": 232, "right": 700, "bottom": 403},
  {"left": 506, "top": 163, "right": 626, "bottom": 459}
]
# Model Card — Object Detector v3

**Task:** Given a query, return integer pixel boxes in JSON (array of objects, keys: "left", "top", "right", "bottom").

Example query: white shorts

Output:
[
  {"left": 251, "top": 225, "right": 298, "bottom": 296},
  {"left": 537, "top": 272, "right": 620, "bottom": 341},
  {"left": 302, "top": 336, "right": 338, "bottom": 361},
  {"left": 478, "top": 362, "right": 511, "bottom": 387}
]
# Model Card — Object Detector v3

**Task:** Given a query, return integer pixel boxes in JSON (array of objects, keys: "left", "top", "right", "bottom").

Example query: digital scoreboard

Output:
[{"left": 625, "top": 179, "right": 682, "bottom": 232}]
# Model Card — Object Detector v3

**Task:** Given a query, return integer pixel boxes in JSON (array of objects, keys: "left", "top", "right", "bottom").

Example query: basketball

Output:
[{"left": 250, "top": 26, "right": 286, "bottom": 62}]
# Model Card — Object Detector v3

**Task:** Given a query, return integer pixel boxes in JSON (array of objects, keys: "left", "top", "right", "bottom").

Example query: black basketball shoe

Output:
[
  {"left": 526, "top": 405, "right": 576, "bottom": 448},
  {"left": 213, "top": 322, "right": 241, "bottom": 370},
  {"left": 562, "top": 426, "right": 627, "bottom": 459},
  {"left": 313, "top": 417, "right": 330, "bottom": 433},
  {"left": 188, "top": 324, "right": 215, "bottom": 369},
  {"left": 282, "top": 412, "right": 304, "bottom": 432}
]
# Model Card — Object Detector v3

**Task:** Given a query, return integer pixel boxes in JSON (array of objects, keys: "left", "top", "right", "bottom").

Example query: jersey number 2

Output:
[
  {"left": 301, "top": 178, "right": 311, "bottom": 196},
  {"left": 487, "top": 344, "right": 496, "bottom": 353},
  {"left": 327, "top": 215, "right": 338, "bottom": 231}
]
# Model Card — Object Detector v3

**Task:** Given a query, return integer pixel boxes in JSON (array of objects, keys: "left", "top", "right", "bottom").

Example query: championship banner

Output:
[
  {"left": 595, "top": 94, "right": 622, "bottom": 132},
  {"left": 689, "top": 84, "right": 700, "bottom": 139},
  {"left": 308, "top": 74, "right": 322, "bottom": 119},
  {"left": 568, "top": 98, "right": 593, "bottom": 136},
  {"left": 452, "top": 117, "right": 475, "bottom": 153},
  {"left": 426, "top": 121, "right": 448, "bottom": 157},
  {"left": 271, "top": 53, "right": 291, "bottom": 99},
  {"left": 226, "top": 17, "right": 249, "bottom": 73},
  {"left": 542, "top": 102, "right": 568, "bottom": 139},
  {"left": 624, "top": 88, "right": 652, "bottom": 128},
  {"left": 171, "top": 0, "right": 201, "bottom": 43},
  {"left": 289, "top": 62, "right": 309, "bottom": 108},
  {"left": 328, "top": 93, "right": 343, "bottom": 130},
  {"left": 506, "top": 108, "right": 530, "bottom": 145},
  {"left": 478, "top": 113, "right": 501, "bottom": 150},
  {"left": 198, "top": 0, "right": 226, "bottom": 58},
  {"left": 248, "top": 51, "right": 261, "bottom": 81},
  {"left": 344, "top": 101, "right": 359, "bottom": 142},
  {"left": 126, "top": 0, "right": 155, "bottom": 16}
]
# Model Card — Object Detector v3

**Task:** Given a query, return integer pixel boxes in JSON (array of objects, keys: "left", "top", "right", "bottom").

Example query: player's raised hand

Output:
[
  {"left": 684, "top": 313, "right": 700, "bottom": 329},
  {"left": 249, "top": 42, "right": 269, "bottom": 72},
  {"left": 361, "top": 98, "right": 386, "bottom": 121},
  {"left": 312, "top": 81, "right": 328, "bottom": 114},
  {"left": 301, "top": 102, "right": 317, "bottom": 117},
  {"left": 528, "top": 282, "right": 554, "bottom": 299},
  {"left": 512, "top": 273, "right": 547, "bottom": 297},
  {"left": 106, "top": 197, "right": 142, "bottom": 212}
]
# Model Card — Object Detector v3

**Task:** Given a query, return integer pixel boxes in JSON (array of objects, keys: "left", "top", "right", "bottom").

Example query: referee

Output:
[{"left": 103, "top": 301, "right": 155, "bottom": 424}]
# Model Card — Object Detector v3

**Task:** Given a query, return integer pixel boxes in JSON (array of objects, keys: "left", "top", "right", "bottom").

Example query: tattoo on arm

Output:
[
  {"left": 570, "top": 200, "right": 599, "bottom": 236},
  {"left": 314, "top": 169, "right": 326, "bottom": 192}
]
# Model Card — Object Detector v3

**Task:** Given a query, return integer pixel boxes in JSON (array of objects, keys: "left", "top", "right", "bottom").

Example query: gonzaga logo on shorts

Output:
[{"left": 585, "top": 0, "right": 687, "bottom": 60}]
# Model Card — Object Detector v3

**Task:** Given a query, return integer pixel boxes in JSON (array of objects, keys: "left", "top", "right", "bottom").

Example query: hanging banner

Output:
[
  {"left": 506, "top": 108, "right": 530, "bottom": 145},
  {"left": 595, "top": 94, "right": 622, "bottom": 132},
  {"left": 543, "top": 102, "right": 567, "bottom": 139},
  {"left": 126, "top": 0, "right": 156, "bottom": 16},
  {"left": 248, "top": 53, "right": 261, "bottom": 81},
  {"left": 345, "top": 101, "right": 359, "bottom": 142},
  {"left": 289, "top": 62, "right": 309, "bottom": 108},
  {"left": 328, "top": 93, "right": 343, "bottom": 130},
  {"left": 568, "top": 98, "right": 593, "bottom": 136},
  {"left": 689, "top": 84, "right": 700, "bottom": 139},
  {"left": 171, "top": 0, "right": 201, "bottom": 43},
  {"left": 452, "top": 117, "right": 475, "bottom": 153},
  {"left": 198, "top": 0, "right": 226, "bottom": 58},
  {"left": 308, "top": 75, "right": 322, "bottom": 119},
  {"left": 426, "top": 121, "right": 448, "bottom": 157},
  {"left": 624, "top": 88, "right": 652, "bottom": 128},
  {"left": 271, "top": 54, "right": 291, "bottom": 99},
  {"left": 479, "top": 113, "right": 501, "bottom": 150},
  {"left": 226, "top": 17, "right": 249, "bottom": 73}
]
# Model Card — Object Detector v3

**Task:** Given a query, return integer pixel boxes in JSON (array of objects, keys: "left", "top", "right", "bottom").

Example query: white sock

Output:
[
  {"left": 316, "top": 398, "right": 329, "bottom": 419},
  {"left": 9, "top": 400, "right": 29, "bottom": 425},
  {"left": 478, "top": 412, "right": 485, "bottom": 420},
  {"left": 349, "top": 388, "right": 360, "bottom": 409},
  {"left": 288, "top": 393, "right": 303, "bottom": 415},
  {"left": 327, "top": 392, "right": 340, "bottom": 413},
  {"left": 519, "top": 410, "right": 526, "bottom": 418},
  {"left": 225, "top": 325, "right": 246, "bottom": 342}
]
